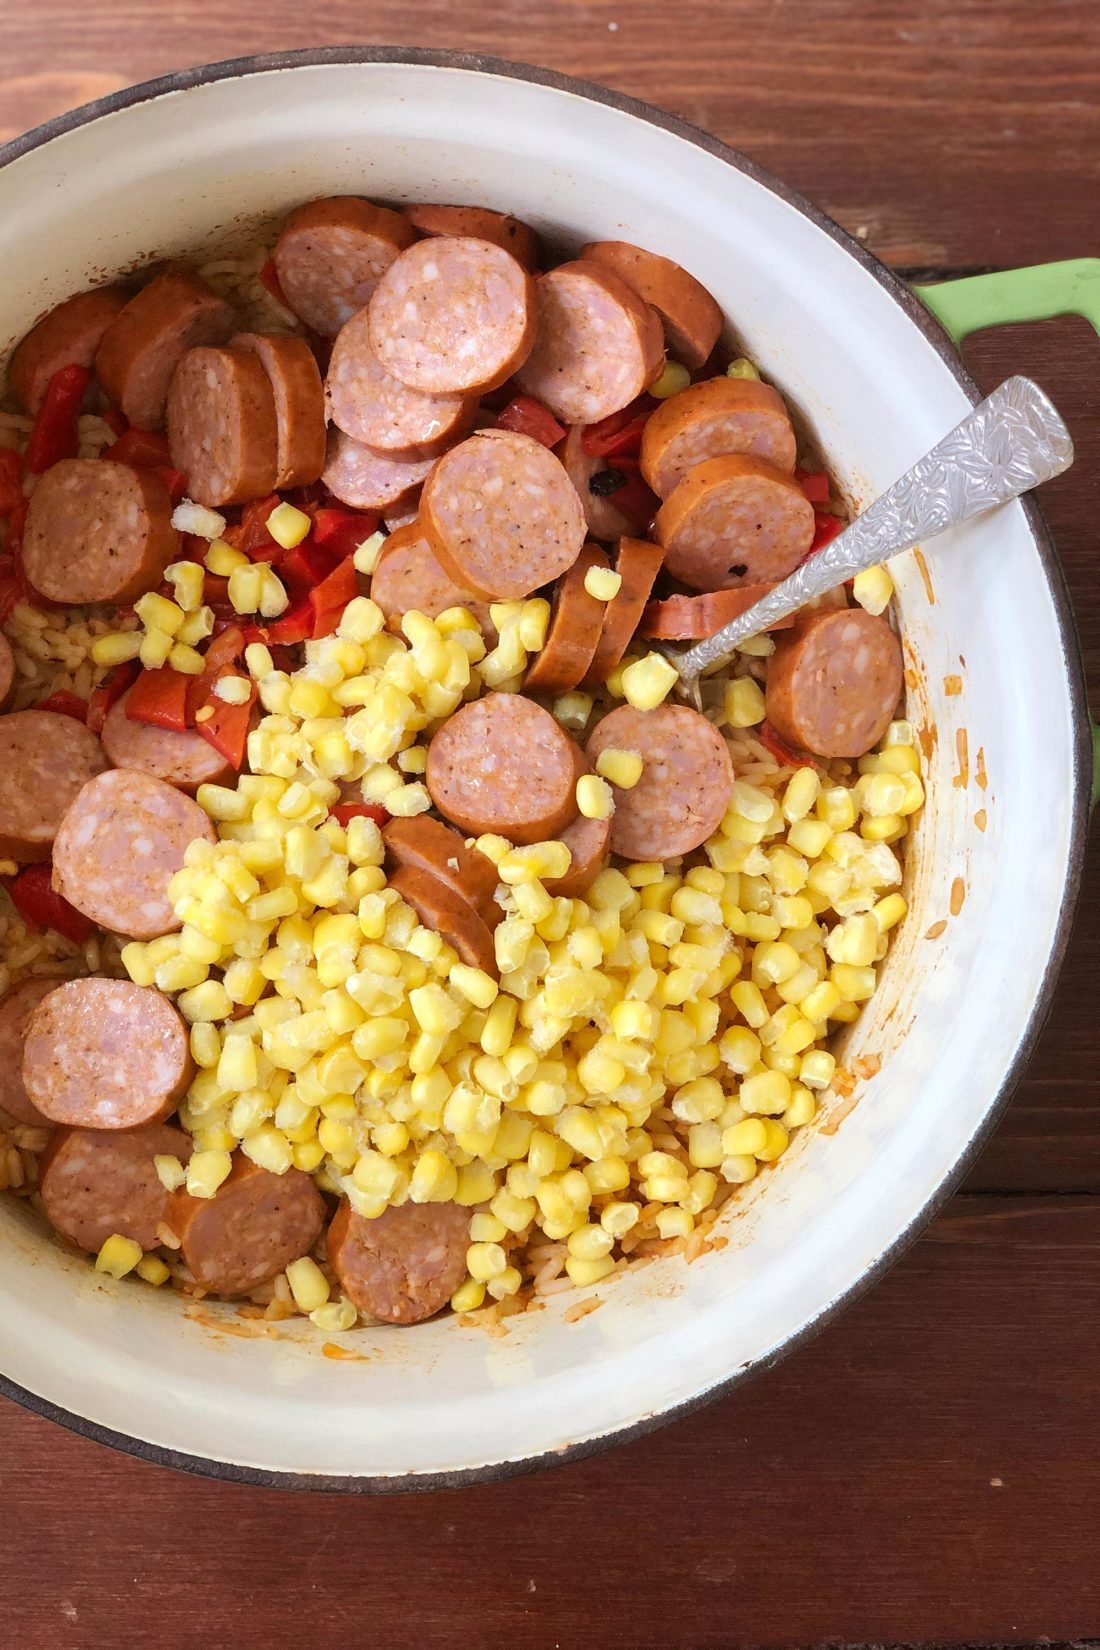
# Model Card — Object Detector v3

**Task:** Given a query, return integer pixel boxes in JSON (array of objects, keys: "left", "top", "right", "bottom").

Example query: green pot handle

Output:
[{"left": 913, "top": 259, "right": 1100, "bottom": 810}]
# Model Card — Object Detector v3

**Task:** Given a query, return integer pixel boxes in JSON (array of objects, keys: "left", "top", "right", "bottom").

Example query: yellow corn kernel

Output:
[
  {"left": 565, "top": 1253, "right": 616, "bottom": 1287},
  {"left": 153, "top": 1153, "right": 187, "bottom": 1193},
  {"left": 831, "top": 962, "right": 877, "bottom": 1002},
  {"left": 782, "top": 767, "right": 820, "bottom": 825},
  {"left": 816, "top": 785, "right": 858, "bottom": 832},
  {"left": 648, "top": 358, "right": 690, "bottom": 398},
  {"left": 350, "top": 1017, "right": 408, "bottom": 1061},
  {"left": 486, "top": 1264, "right": 522, "bottom": 1301},
  {"left": 447, "top": 963, "right": 498, "bottom": 1011},
  {"left": 138, "top": 626, "right": 173, "bottom": 669},
  {"left": 727, "top": 357, "right": 760, "bottom": 380},
  {"left": 827, "top": 913, "right": 879, "bottom": 968},
  {"left": 620, "top": 651, "right": 678, "bottom": 711},
  {"left": 153, "top": 953, "right": 209, "bottom": 993},
  {"left": 722, "top": 1118, "right": 767, "bottom": 1157},
  {"left": 754, "top": 1118, "right": 790, "bottom": 1161},
  {"left": 162, "top": 559, "right": 205, "bottom": 612},
  {"left": 568, "top": 1222, "right": 615, "bottom": 1262},
  {"left": 186, "top": 1149, "right": 232, "bottom": 1199},
  {"left": 720, "top": 1153, "right": 758, "bottom": 1184},
  {"left": 551, "top": 692, "right": 593, "bottom": 736},
  {"left": 783, "top": 1083, "right": 817, "bottom": 1128},
  {"left": 309, "top": 1296, "right": 358, "bottom": 1332},
  {"left": 450, "top": 1278, "right": 486, "bottom": 1313},
  {"left": 740, "top": 1069, "right": 792, "bottom": 1116},
  {"left": 163, "top": 641, "right": 204, "bottom": 676},
  {"left": 217, "top": 1035, "right": 259, "bottom": 1093},
  {"left": 873, "top": 892, "right": 908, "bottom": 933},
  {"left": 723, "top": 676, "right": 766, "bottom": 728},
  {"left": 590, "top": 747, "right": 644, "bottom": 795},
  {"left": 685, "top": 1121, "right": 722, "bottom": 1169},
  {"left": 177, "top": 980, "right": 233, "bottom": 1024},
  {"left": 584, "top": 1156, "right": 631, "bottom": 1195},
  {"left": 860, "top": 812, "right": 904, "bottom": 843},
  {"left": 654, "top": 1207, "right": 693, "bottom": 1240},
  {"left": 409, "top": 1148, "right": 459, "bottom": 1205},
  {"left": 258, "top": 500, "right": 308, "bottom": 550},
  {"left": 406, "top": 982, "right": 461, "bottom": 1038},
  {"left": 575, "top": 1050, "right": 627, "bottom": 1100},
  {"left": 451, "top": 1161, "right": 493, "bottom": 1208},
  {"left": 580, "top": 561, "right": 621, "bottom": 603},
  {"left": 599, "top": 1200, "right": 639, "bottom": 1238},
  {"left": 120, "top": 942, "right": 156, "bottom": 988},
  {"left": 480, "top": 994, "right": 518, "bottom": 1058},
  {"left": 490, "top": 1186, "right": 536, "bottom": 1233},
  {"left": 281, "top": 1255, "right": 329, "bottom": 1314},
  {"left": 135, "top": 590, "right": 185, "bottom": 636},
  {"left": 466, "top": 1241, "right": 508, "bottom": 1282},
  {"left": 131, "top": 1253, "right": 169, "bottom": 1288},
  {"left": 729, "top": 980, "right": 768, "bottom": 1030},
  {"left": 90, "top": 630, "right": 143, "bottom": 668},
  {"left": 94, "top": 1234, "right": 143, "bottom": 1279},
  {"left": 575, "top": 773, "right": 614, "bottom": 822},
  {"left": 786, "top": 817, "right": 832, "bottom": 857},
  {"left": 852, "top": 564, "right": 894, "bottom": 616}
]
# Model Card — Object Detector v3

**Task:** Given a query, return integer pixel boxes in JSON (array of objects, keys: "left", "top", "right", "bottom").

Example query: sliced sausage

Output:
[
  {"left": 10, "top": 285, "right": 129, "bottom": 414},
  {"left": 403, "top": 203, "right": 538, "bottom": 270},
  {"left": 233, "top": 331, "right": 326, "bottom": 488},
  {"left": 586, "top": 703, "right": 734, "bottom": 860},
  {"left": 167, "top": 1155, "right": 325, "bottom": 1297},
  {"left": 639, "top": 583, "right": 795, "bottom": 639},
  {"left": 383, "top": 504, "right": 419, "bottom": 533},
  {"left": 654, "top": 455, "right": 815, "bottom": 592},
  {"left": 368, "top": 237, "right": 535, "bottom": 395},
  {"left": 101, "top": 686, "right": 234, "bottom": 792},
  {"left": 579, "top": 240, "right": 721, "bottom": 371},
  {"left": 523, "top": 543, "right": 608, "bottom": 694},
  {"left": 582, "top": 537, "right": 665, "bottom": 689},
  {"left": 369, "top": 523, "right": 493, "bottom": 634},
  {"left": 513, "top": 261, "right": 665, "bottom": 426},
  {"left": 325, "top": 307, "right": 475, "bottom": 456},
  {"left": 0, "top": 631, "right": 16, "bottom": 710},
  {"left": 0, "top": 709, "right": 108, "bottom": 862},
  {"left": 388, "top": 865, "right": 498, "bottom": 977},
  {"left": 23, "top": 978, "right": 192, "bottom": 1130},
  {"left": 427, "top": 692, "right": 582, "bottom": 847},
  {"left": 273, "top": 196, "right": 417, "bottom": 337},
  {"left": 22, "top": 458, "right": 179, "bottom": 605},
  {"left": 764, "top": 606, "right": 903, "bottom": 759},
  {"left": 383, "top": 815, "right": 500, "bottom": 929},
  {"left": 166, "top": 344, "right": 278, "bottom": 508},
  {"left": 52, "top": 768, "right": 216, "bottom": 941},
  {"left": 544, "top": 778, "right": 611, "bottom": 899},
  {"left": 560, "top": 423, "right": 637, "bottom": 543},
  {"left": 322, "top": 428, "right": 434, "bottom": 513},
  {"left": 640, "top": 377, "right": 798, "bottom": 499},
  {"left": 327, "top": 1197, "right": 470, "bottom": 1324},
  {"left": 95, "top": 271, "right": 234, "bottom": 431},
  {"left": 0, "top": 979, "right": 60, "bottom": 1127},
  {"left": 40, "top": 1122, "right": 193, "bottom": 1253},
  {"left": 419, "top": 430, "right": 585, "bottom": 601}
]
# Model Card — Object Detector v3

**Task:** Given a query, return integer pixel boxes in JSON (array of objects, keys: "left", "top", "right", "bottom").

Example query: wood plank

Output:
[{"left": 1, "top": 1195, "right": 1097, "bottom": 1649}]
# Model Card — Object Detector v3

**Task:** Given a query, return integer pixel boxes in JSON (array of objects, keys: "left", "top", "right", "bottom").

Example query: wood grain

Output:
[{"left": 0, "top": 5, "right": 1097, "bottom": 1647}]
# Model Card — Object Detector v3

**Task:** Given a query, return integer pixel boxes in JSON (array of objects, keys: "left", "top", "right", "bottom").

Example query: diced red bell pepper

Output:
[
  {"left": 104, "top": 427, "right": 172, "bottom": 468},
  {"left": 237, "top": 493, "right": 284, "bottom": 559},
  {"left": 34, "top": 690, "right": 88, "bottom": 722},
  {"left": 0, "top": 448, "right": 24, "bottom": 516},
  {"left": 808, "top": 511, "right": 845, "bottom": 555},
  {"left": 154, "top": 466, "right": 189, "bottom": 505},
  {"left": 312, "top": 506, "right": 380, "bottom": 561},
  {"left": 309, "top": 557, "right": 359, "bottom": 639},
  {"left": 87, "top": 661, "right": 139, "bottom": 734},
  {"left": 493, "top": 395, "right": 566, "bottom": 449},
  {"left": 330, "top": 802, "right": 390, "bottom": 829},
  {"left": 279, "top": 537, "right": 339, "bottom": 594},
  {"left": 244, "top": 597, "right": 314, "bottom": 647},
  {"left": 758, "top": 721, "right": 819, "bottom": 770},
  {"left": 258, "top": 257, "right": 289, "bottom": 308},
  {"left": 1, "top": 862, "right": 94, "bottom": 947},
  {"left": 593, "top": 457, "right": 659, "bottom": 534},
  {"left": 796, "top": 469, "right": 832, "bottom": 506},
  {"left": 285, "top": 480, "right": 328, "bottom": 518},
  {"left": 581, "top": 398, "right": 655, "bottom": 459},
  {"left": 125, "top": 667, "right": 190, "bottom": 732},
  {"left": 25, "top": 364, "right": 92, "bottom": 474},
  {"left": 102, "top": 405, "right": 129, "bottom": 437},
  {"left": 184, "top": 624, "right": 246, "bottom": 721},
  {"left": 195, "top": 671, "right": 258, "bottom": 770}
]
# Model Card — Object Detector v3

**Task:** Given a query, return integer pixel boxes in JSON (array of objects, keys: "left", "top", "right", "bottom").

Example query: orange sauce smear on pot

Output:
[
  {"left": 913, "top": 548, "right": 935, "bottom": 604},
  {"left": 953, "top": 727, "right": 969, "bottom": 787}
]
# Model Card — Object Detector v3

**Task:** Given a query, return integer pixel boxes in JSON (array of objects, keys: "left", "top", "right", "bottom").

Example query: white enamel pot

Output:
[{"left": 0, "top": 49, "right": 1092, "bottom": 1491}]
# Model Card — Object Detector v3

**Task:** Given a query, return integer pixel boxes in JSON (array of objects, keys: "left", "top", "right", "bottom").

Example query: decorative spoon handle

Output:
[{"left": 669, "top": 375, "right": 1074, "bottom": 705}]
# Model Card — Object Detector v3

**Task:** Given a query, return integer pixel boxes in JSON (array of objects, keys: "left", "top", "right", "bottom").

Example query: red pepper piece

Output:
[
  {"left": 25, "top": 364, "right": 92, "bottom": 474},
  {"left": 238, "top": 493, "right": 284, "bottom": 558},
  {"left": 312, "top": 506, "right": 379, "bottom": 560},
  {"left": 580, "top": 398, "right": 655, "bottom": 459},
  {"left": 154, "top": 466, "right": 189, "bottom": 505},
  {"left": 125, "top": 667, "right": 190, "bottom": 732},
  {"left": 195, "top": 672, "right": 258, "bottom": 770},
  {"left": 757, "top": 721, "right": 819, "bottom": 770},
  {"left": 0, "top": 448, "right": 24, "bottom": 516},
  {"left": 284, "top": 480, "right": 328, "bottom": 518},
  {"left": 87, "top": 661, "right": 140, "bottom": 734},
  {"left": 796, "top": 469, "right": 832, "bottom": 506},
  {"left": 807, "top": 511, "right": 845, "bottom": 555},
  {"left": 331, "top": 802, "right": 390, "bottom": 829},
  {"left": 104, "top": 427, "right": 172, "bottom": 468},
  {"left": 1, "top": 862, "right": 94, "bottom": 947},
  {"left": 310, "top": 558, "right": 359, "bottom": 639},
  {"left": 280, "top": 537, "right": 339, "bottom": 594},
  {"left": 184, "top": 624, "right": 246, "bottom": 723},
  {"left": 102, "top": 405, "right": 129, "bottom": 437},
  {"left": 258, "top": 257, "right": 289, "bottom": 308},
  {"left": 594, "top": 457, "right": 659, "bottom": 534},
  {"left": 493, "top": 395, "right": 566, "bottom": 449},
  {"left": 34, "top": 690, "right": 88, "bottom": 722}
]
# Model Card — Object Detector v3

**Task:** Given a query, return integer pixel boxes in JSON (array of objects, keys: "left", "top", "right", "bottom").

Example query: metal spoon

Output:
[{"left": 662, "top": 376, "right": 1074, "bottom": 708}]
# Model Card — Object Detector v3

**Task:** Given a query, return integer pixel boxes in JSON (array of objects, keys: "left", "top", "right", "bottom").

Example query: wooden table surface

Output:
[{"left": 1, "top": 6, "right": 1098, "bottom": 1647}]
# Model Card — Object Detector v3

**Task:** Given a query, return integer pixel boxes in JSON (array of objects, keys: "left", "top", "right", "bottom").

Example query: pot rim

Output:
[{"left": 0, "top": 44, "right": 1091, "bottom": 1495}]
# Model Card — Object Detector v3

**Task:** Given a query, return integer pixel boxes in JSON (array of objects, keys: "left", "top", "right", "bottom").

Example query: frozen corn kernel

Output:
[
  {"left": 852, "top": 565, "right": 894, "bottom": 616},
  {"left": 90, "top": 630, "right": 143, "bottom": 667},
  {"left": 727, "top": 357, "right": 760, "bottom": 380},
  {"left": 584, "top": 565, "right": 622, "bottom": 602},
  {"left": 310, "top": 1298, "right": 358, "bottom": 1332},
  {"left": 566, "top": 1253, "right": 616, "bottom": 1288},
  {"left": 724, "top": 676, "right": 766, "bottom": 728},
  {"left": 173, "top": 500, "right": 226, "bottom": 540},
  {"left": 467, "top": 1241, "right": 508, "bottom": 1282},
  {"left": 212, "top": 673, "right": 253, "bottom": 706},
  {"left": 139, "top": 626, "right": 173, "bottom": 669},
  {"left": 451, "top": 1279, "right": 486, "bottom": 1313},
  {"left": 95, "top": 1234, "right": 143, "bottom": 1279},
  {"left": 409, "top": 1149, "right": 459, "bottom": 1204},
  {"left": 755, "top": 1118, "right": 790, "bottom": 1161},
  {"left": 552, "top": 691, "right": 593, "bottom": 731},
  {"left": 648, "top": 360, "right": 691, "bottom": 399},
  {"left": 164, "top": 560, "right": 205, "bottom": 612},
  {"left": 266, "top": 500, "right": 312, "bottom": 550},
  {"left": 788, "top": 817, "right": 832, "bottom": 857},
  {"left": 285, "top": 1255, "right": 330, "bottom": 1313},
  {"left": 135, "top": 1254, "right": 170, "bottom": 1287},
  {"left": 620, "top": 652, "right": 678, "bottom": 711},
  {"left": 185, "top": 1149, "right": 232, "bottom": 1199},
  {"left": 153, "top": 1154, "right": 187, "bottom": 1192}
]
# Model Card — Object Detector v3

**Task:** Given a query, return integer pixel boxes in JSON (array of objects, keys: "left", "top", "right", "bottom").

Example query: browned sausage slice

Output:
[
  {"left": 101, "top": 686, "right": 234, "bottom": 792},
  {"left": 369, "top": 523, "right": 493, "bottom": 634},
  {"left": 523, "top": 543, "right": 608, "bottom": 694},
  {"left": 388, "top": 865, "right": 498, "bottom": 975},
  {"left": 654, "top": 454, "right": 814, "bottom": 591},
  {"left": 586, "top": 703, "right": 734, "bottom": 860},
  {"left": 640, "top": 377, "right": 798, "bottom": 499},
  {"left": 95, "top": 271, "right": 234, "bottom": 431},
  {"left": 167, "top": 344, "right": 278, "bottom": 508},
  {"left": 764, "top": 607, "right": 903, "bottom": 759},
  {"left": 0, "top": 709, "right": 108, "bottom": 862},
  {"left": 326, "top": 1197, "right": 470, "bottom": 1324},
  {"left": 639, "top": 583, "right": 795, "bottom": 639},
  {"left": 420, "top": 430, "right": 585, "bottom": 601},
  {"left": 384, "top": 815, "right": 501, "bottom": 929},
  {"left": 0, "top": 632, "right": 14, "bottom": 710},
  {"left": 273, "top": 196, "right": 417, "bottom": 337},
  {"left": 582, "top": 537, "right": 665, "bottom": 689},
  {"left": 325, "top": 307, "right": 475, "bottom": 456},
  {"left": 322, "top": 428, "right": 434, "bottom": 512},
  {"left": 579, "top": 241, "right": 722, "bottom": 370},
  {"left": 560, "top": 424, "right": 637, "bottom": 543},
  {"left": 22, "top": 978, "right": 192, "bottom": 1130},
  {"left": 544, "top": 778, "right": 611, "bottom": 899},
  {"left": 40, "top": 1122, "right": 193, "bottom": 1253},
  {"left": 167, "top": 1155, "right": 325, "bottom": 1296},
  {"left": 513, "top": 261, "right": 665, "bottom": 426},
  {"left": 368, "top": 237, "right": 535, "bottom": 395},
  {"left": 22, "top": 459, "right": 179, "bottom": 605},
  {"left": 0, "top": 979, "right": 60, "bottom": 1127},
  {"left": 426, "top": 692, "right": 581, "bottom": 846},
  {"left": 404, "top": 203, "right": 539, "bottom": 270},
  {"left": 52, "top": 768, "right": 216, "bottom": 940},
  {"left": 10, "top": 285, "right": 129, "bottom": 414},
  {"left": 232, "top": 332, "right": 326, "bottom": 488}
]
